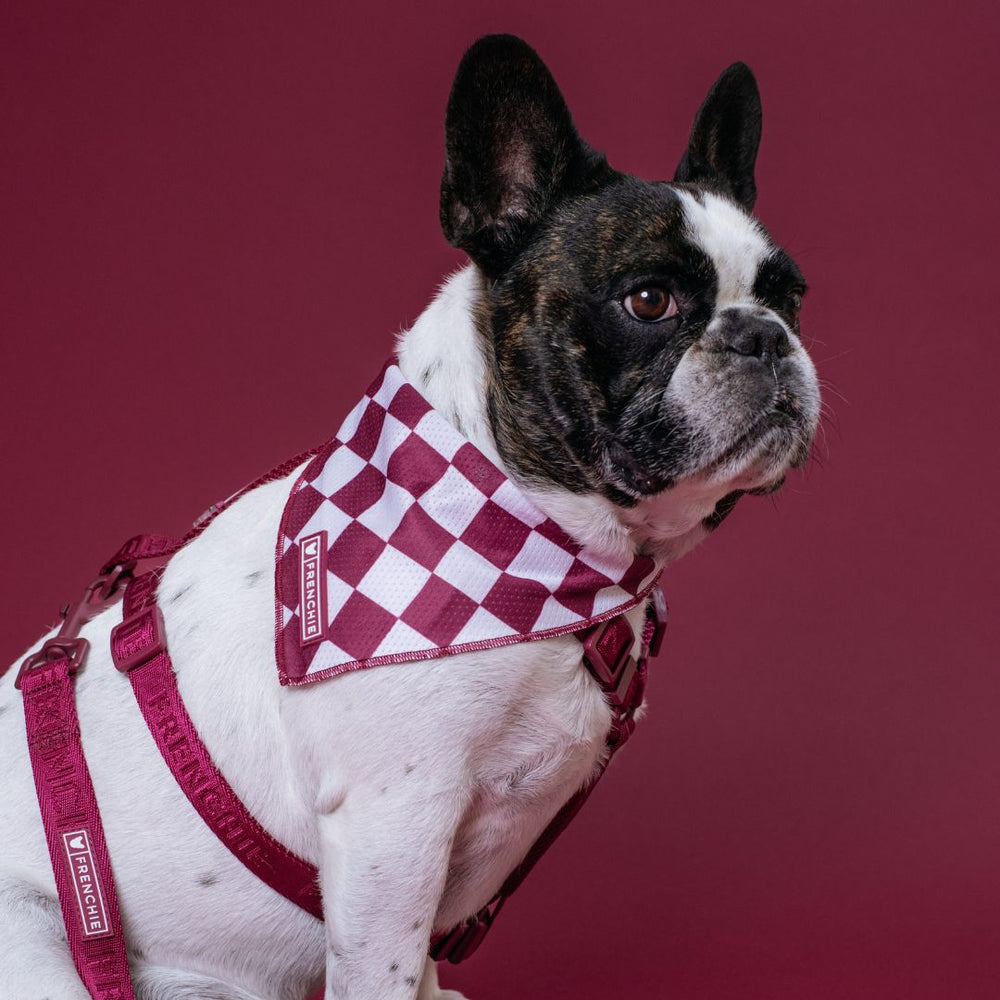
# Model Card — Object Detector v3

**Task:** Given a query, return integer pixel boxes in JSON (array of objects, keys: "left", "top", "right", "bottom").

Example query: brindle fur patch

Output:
[{"left": 442, "top": 35, "right": 814, "bottom": 510}]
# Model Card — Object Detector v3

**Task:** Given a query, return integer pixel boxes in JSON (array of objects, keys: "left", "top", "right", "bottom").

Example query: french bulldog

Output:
[{"left": 0, "top": 33, "right": 820, "bottom": 1000}]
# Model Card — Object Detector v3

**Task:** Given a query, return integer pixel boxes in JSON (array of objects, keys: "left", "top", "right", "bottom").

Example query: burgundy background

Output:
[{"left": 3, "top": 2, "right": 998, "bottom": 998}]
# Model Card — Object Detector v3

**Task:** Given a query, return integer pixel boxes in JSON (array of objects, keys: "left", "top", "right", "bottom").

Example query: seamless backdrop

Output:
[{"left": 3, "top": 2, "right": 999, "bottom": 999}]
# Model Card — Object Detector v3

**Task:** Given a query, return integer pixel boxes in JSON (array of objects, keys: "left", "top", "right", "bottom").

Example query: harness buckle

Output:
[
  {"left": 15, "top": 638, "right": 91, "bottom": 689},
  {"left": 580, "top": 614, "right": 644, "bottom": 714},
  {"left": 580, "top": 616, "right": 634, "bottom": 688},
  {"left": 15, "top": 562, "right": 134, "bottom": 689}
]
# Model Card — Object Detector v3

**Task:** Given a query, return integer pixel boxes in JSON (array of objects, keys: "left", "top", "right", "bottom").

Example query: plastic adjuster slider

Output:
[
  {"left": 581, "top": 615, "right": 641, "bottom": 710},
  {"left": 111, "top": 604, "right": 167, "bottom": 673}
]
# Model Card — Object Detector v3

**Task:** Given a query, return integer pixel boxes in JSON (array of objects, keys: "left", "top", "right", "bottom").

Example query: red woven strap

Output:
[
  {"left": 111, "top": 572, "right": 323, "bottom": 920},
  {"left": 21, "top": 658, "right": 137, "bottom": 999}
]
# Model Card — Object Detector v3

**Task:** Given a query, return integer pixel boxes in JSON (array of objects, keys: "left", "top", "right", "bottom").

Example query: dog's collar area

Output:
[{"left": 276, "top": 360, "right": 662, "bottom": 686}]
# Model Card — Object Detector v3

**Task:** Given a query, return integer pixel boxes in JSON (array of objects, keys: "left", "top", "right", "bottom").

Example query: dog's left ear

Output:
[
  {"left": 440, "top": 34, "right": 613, "bottom": 278},
  {"left": 673, "top": 62, "right": 762, "bottom": 211}
]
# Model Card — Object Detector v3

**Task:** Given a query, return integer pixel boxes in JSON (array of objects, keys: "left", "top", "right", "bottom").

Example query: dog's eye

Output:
[
  {"left": 623, "top": 286, "right": 678, "bottom": 323},
  {"left": 786, "top": 289, "right": 804, "bottom": 316}
]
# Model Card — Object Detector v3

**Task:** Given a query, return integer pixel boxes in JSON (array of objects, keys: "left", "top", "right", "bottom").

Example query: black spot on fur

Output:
[
  {"left": 197, "top": 873, "right": 219, "bottom": 887},
  {"left": 404, "top": 763, "right": 415, "bottom": 775},
  {"left": 411, "top": 919, "right": 423, "bottom": 931},
  {"left": 405, "top": 976, "right": 417, "bottom": 987},
  {"left": 245, "top": 570, "right": 264, "bottom": 586},
  {"left": 168, "top": 586, "right": 191, "bottom": 604},
  {"left": 389, "top": 963, "right": 399, "bottom": 972},
  {"left": 21, "top": 884, "right": 58, "bottom": 917}
]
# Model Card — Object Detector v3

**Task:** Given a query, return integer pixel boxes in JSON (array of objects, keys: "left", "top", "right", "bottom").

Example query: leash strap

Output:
[
  {"left": 111, "top": 572, "right": 324, "bottom": 920},
  {"left": 20, "top": 657, "right": 136, "bottom": 999}
]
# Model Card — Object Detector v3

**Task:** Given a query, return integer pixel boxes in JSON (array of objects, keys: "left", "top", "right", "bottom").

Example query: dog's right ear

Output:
[{"left": 440, "top": 34, "right": 612, "bottom": 279}]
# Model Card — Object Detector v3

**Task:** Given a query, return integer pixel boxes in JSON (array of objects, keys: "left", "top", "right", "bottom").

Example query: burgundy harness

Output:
[{"left": 15, "top": 424, "right": 667, "bottom": 1000}]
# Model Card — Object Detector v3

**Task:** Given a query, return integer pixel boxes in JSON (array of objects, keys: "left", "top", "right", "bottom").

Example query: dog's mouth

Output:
[
  {"left": 594, "top": 352, "right": 821, "bottom": 514},
  {"left": 711, "top": 412, "right": 804, "bottom": 471},
  {"left": 702, "top": 381, "right": 817, "bottom": 483},
  {"left": 605, "top": 387, "right": 817, "bottom": 555},
  {"left": 602, "top": 410, "right": 807, "bottom": 504}
]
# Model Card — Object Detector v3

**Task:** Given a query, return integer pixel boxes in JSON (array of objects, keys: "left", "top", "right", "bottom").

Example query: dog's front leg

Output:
[{"left": 317, "top": 787, "right": 464, "bottom": 1000}]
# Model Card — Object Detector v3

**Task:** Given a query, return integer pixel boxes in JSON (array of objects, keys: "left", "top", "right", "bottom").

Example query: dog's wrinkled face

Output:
[{"left": 440, "top": 36, "right": 820, "bottom": 541}]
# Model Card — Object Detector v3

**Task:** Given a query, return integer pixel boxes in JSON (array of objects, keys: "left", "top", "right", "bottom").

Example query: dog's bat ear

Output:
[
  {"left": 673, "top": 62, "right": 762, "bottom": 212},
  {"left": 440, "top": 34, "right": 613, "bottom": 279}
]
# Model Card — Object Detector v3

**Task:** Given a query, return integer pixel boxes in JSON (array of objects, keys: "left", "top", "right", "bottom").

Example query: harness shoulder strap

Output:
[
  {"left": 20, "top": 657, "right": 137, "bottom": 1000},
  {"left": 13, "top": 449, "right": 323, "bottom": 1000},
  {"left": 110, "top": 572, "right": 324, "bottom": 920}
]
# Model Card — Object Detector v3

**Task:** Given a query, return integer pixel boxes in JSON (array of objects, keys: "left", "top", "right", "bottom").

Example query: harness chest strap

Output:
[
  {"left": 110, "top": 571, "right": 324, "bottom": 920},
  {"left": 20, "top": 665, "right": 135, "bottom": 1000},
  {"left": 111, "top": 570, "right": 666, "bottom": 964}
]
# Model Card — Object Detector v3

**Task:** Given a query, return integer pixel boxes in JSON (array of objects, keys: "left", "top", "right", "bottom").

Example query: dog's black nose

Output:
[{"left": 721, "top": 315, "right": 792, "bottom": 362}]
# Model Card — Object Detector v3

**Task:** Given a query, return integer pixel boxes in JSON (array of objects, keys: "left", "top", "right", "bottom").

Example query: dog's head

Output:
[{"left": 440, "top": 35, "right": 820, "bottom": 557}]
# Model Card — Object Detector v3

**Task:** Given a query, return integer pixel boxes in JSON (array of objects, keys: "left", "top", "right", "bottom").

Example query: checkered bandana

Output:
[{"left": 275, "top": 361, "right": 661, "bottom": 685}]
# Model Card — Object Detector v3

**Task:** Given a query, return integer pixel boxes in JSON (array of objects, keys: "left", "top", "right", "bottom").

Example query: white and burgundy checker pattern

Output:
[{"left": 275, "top": 362, "right": 661, "bottom": 686}]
